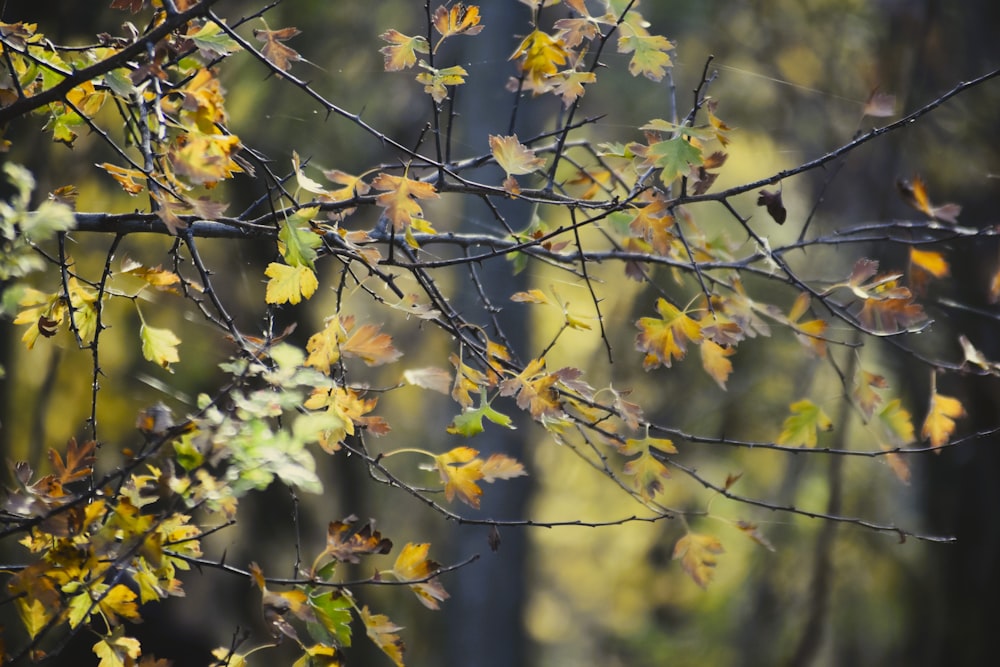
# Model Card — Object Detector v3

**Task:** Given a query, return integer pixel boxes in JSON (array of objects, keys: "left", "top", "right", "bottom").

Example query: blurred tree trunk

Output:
[{"left": 443, "top": 5, "right": 539, "bottom": 667}]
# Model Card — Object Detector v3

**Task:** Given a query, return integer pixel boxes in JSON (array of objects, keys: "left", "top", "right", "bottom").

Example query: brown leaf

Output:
[
  {"left": 756, "top": 188, "right": 786, "bottom": 225},
  {"left": 253, "top": 26, "right": 302, "bottom": 72}
]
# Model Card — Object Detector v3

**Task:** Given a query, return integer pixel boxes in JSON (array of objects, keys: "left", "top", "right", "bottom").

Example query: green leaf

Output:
[
  {"left": 190, "top": 20, "right": 242, "bottom": 56},
  {"left": 279, "top": 206, "right": 322, "bottom": 268},
  {"left": 447, "top": 391, "right": 515, "bottom": 436},
  {"left": 642, "top": 136, "right": 703, "bottom": 184},
  {"left": 309, "top": 591, "right": 354, "bottom": 647}
]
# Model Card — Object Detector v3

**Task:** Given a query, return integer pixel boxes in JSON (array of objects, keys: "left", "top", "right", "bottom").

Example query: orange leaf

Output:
[
  {"left": 48, "top": 438, "right": 96, "bottom": 484},
  {"left": 342, "top": 323, "right": 402, "bottom": 367},
  {"left": 432, "top": 3, "right": 484, "bottom": 52}
]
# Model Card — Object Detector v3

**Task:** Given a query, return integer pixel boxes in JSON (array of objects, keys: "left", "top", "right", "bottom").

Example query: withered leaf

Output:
[{"left": 756, "top": 188, "right": 786, "bottom": 225}]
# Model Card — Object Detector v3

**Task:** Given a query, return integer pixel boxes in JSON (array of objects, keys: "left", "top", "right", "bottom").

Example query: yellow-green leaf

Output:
[
  {"left": 776, "top": 399, "right": 832, "bottom": 448},
  {"left": 140, "top": 323, "right": 181, "bottom": 370}
]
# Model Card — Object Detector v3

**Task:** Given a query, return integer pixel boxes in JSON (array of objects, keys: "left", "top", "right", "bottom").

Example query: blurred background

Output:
[{"left": 2, "top": 1, "right": 999, "bottom": 665}]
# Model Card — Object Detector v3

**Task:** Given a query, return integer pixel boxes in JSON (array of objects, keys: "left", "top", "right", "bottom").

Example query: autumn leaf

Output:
[
  {"left": 922, "top": 375, "right": 965, "bottom": 451},
  {"left": 498, "top": 357, "right": 563, "bottom": 419},
  {"left": 876, "top": 398, "right": 916, "bottom": 448},
  {"left": 735, "top": 520, "right": 775, "bottom": 552},
  {"left": 510, "top": 29, "right": 568, "bottom": 90},
  {"left": 391, "top": 542, "right": 449, "bottom": 610},
  {"left": 700, "top": 339, "right": 735, "bottom": 389},
  {"left": 322, "top": 515, "right": 392, "bottom": 564},
  {"left": 415, "top": 63, "right": 468, "bottom": 104},
  {"left": 48, "top": 438, "right": 96, "bottom": 484},
  {"left": 910, "top": 247, "right": 949, "bottom": 280},
  {"left": 305, "top": 316, "right": 344, "bottom": 374},
  {"left": 777, "top": 399, "right": 832, "bottom": 448},
  {"left": 617, "top": 23, "right": 674, "bottom": 81},
  {"left": 673, "top": 532, "right": 724, "bottom": 588},
  {"left": 379, "top": 29, "right": 429, "bottom": 71},
  {"left": 623, "top": 449, "right": 671, "bottom": 500},
  {"left": 635, "top": 298, "right": 703, "bottom": 369},
  {"left": 140, "top": 323, "right": 181, "bottom": 370},
  {"left": 756, "top": 188, "right": 786, "bottom": 225},
  {"left": 360, "top": 606, "right": 405, "bottom": 667},
  {"left": 403, "top": 367, "right": 452, "bottom": 394},
  {"left": 787, "top": 292, "right": 827, "bottom": 357},
  {"left": 98, "top": 162, "right": 145, "bottom": 195},
  {"left": 481, "top": 453, "right": 527, "bottom": 482},
  {"left": 490, "top": 134, "right": 545, "bottom": 177},
  {"left": 372, "top": 172, "right": 439, "bottom": 233},
  {"left": 852, "top": 369, "right": 888, "bottom": 421},
  {"left": 897, "top": 175, "right": 961, "bottom": 224},
  {"left": 342, "top": 322, "right": 402, "bottom": 367},
  {"left": 550, "top": 69, "right": 597, "bottom": 107},
  {"left": 264, "top": 262, "right": 318, "bottom": 305},
  {"left": 434, "top": 446, "right": 485, "bottom": 507},
  {"left": 253, "top": 25, "right": 302, "bottom": 72},
  {"left": 432, "top": 3, "right": 484, "bottom": 52},
  {"left": 93, "top": 628, "right": 142, "bottom": 667}
]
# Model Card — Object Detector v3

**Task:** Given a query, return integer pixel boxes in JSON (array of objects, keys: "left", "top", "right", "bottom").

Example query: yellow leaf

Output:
[
  {"left": 140, "top": 323, "right": 181, "bottom": 370},
  {"left": 98, "top": 162, "right": 145, "bottom": 195},
  {"left": 434, "top": 446, "right": 484, "bottom": 507},
  {"left": 264, "top": 262, "right": 318, "bottom": 305},
  {"left": 372, "top": 173, "right": 439, "bottom": 233},
  {"left": 922, "top": 379, "right": 965, "bottom": 450},
  {"left": 360, "top": 606, "right": 405, "bottom": 667},
  {"left": 635, "top": 298, "right": 703, "bottom": 369},
  {"left": 92, "top": 629, "right": 141, "bottom": 667},
  {"left": 415, "top": 63, "right": 468, "bottom": 103},
  {"left": 305, "top": 316, "right": 344, "bottom": 374},
  {"left": 511, "top": 289, "right": 549, "bottom": 304},
  {"left": 672, "top": 532, "right": 724, "bottom": 588},
  {"left": 510, "top": 29, "right": 567, "bottom": 91},
  {"left": 379, "top": 29, "right": 428, "bottom": 71},
  {"left": 623, "top": 449, "right": 670, "bottom": 500},
  {"left": 99, "top": 583, "right": 141, "bottom": 625},
  {"left": 16, "top": 597, "right": 51, "bottom": 639},
  {"left": 392, "top": 543, "right": 449, "bottom": 610},
  {"left": 489, "top": 134, "right": 545, "bottom": 176},
  {"left": 776, "top": 399, "right": 832, "bottom": 448},
  {"left": 877, "top": 398, "right": 916, "bottom": 448},
  {"left": 910, "top": 247, "right": 950, "bottom": 279},
  {"left": 700, "top": 339, "right": 734, "bottom": 389}
]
